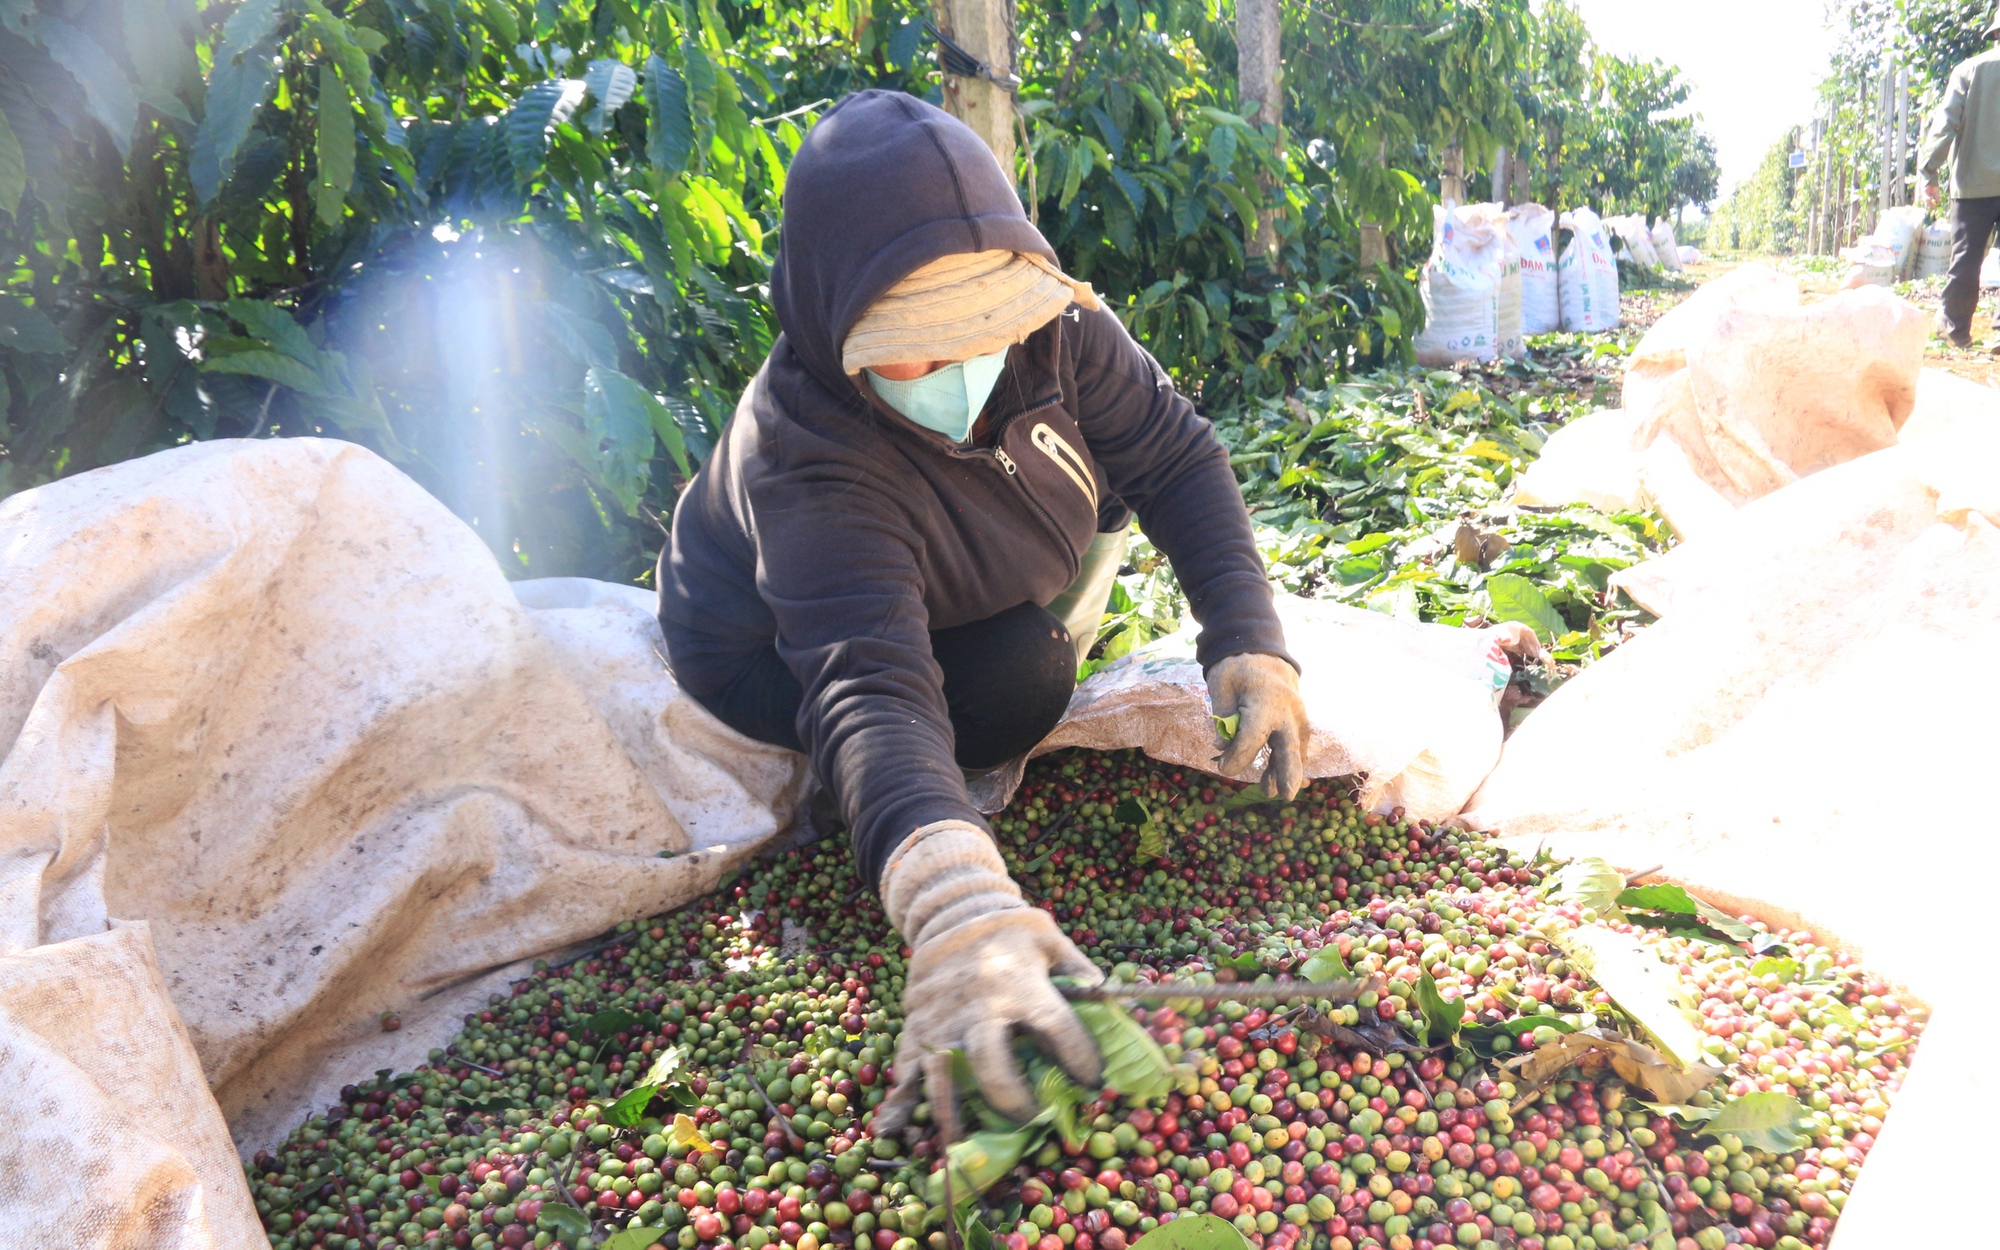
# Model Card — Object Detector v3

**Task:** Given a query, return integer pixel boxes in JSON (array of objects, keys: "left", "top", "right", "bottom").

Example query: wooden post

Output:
[
  {"left": 1893, "top": 66, "right": 1910, "bottom": 208},
  {"left": 1491, "top": 147, "right": 1510, "bottom": 207},
  {"left": 935, "top": 0, "right": 1015, "bottom": 174},
  {"left": 1510, "top": 140, "right": 1533, "bottom": 207},
  {"left": 1441, "top": 141, "right": 1465, "bottom": 209},
  {"left": 1237, "top": 0, "right": 1281, "bottom": 264}
]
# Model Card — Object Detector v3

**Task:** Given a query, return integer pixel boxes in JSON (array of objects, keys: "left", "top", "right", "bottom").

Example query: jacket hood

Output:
[{"left": 769, "top": 90, "right": 1056, "bottom": 395}]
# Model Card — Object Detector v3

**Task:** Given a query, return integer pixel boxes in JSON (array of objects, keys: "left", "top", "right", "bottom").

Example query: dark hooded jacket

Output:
[{"left": 658, "top": 91, "right": 1289, "bottom": 887}]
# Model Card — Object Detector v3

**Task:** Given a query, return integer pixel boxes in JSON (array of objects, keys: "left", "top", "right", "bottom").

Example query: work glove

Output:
[
  {"left": 1207, "top": 651, "right": 1310, "bottom": 800},
  {"left": 874, "top": 820, "right": 1104, "bottom": 1141}
]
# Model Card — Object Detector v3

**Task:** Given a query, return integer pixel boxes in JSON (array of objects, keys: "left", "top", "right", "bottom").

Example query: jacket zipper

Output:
[{"left": 982, "top": 393, "right": 1081, "bottom": 580}]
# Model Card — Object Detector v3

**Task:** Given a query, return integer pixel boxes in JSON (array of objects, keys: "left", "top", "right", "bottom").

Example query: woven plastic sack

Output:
[
  {"left": 1915, "top": 218, "right": 1953, "bottom": 279},
  {"left": 1604, "top": 214, "right": 1661, "bottom": 268},
  {"left": 1507, "top": 204, "right": 1561, "bottom": 335},
  {"left": 1839, "top": 236, "right": 1900, "bottom": 286},
  {"left": 1029, "top": 595, "right": 1541, "bottom": 823},
  {"left": 1512, "top": 408, "right": 1649, "bottom": 514},
  {"left": 0, "top": 438, "right": 808, "bottom": 1234},
  {"left": 1875, "top": 204, "right": 1928, "bottom": 279},
  {"left": 1650, "top": 218, "right": 1682, "bottom": 272},
  {"left": 1413, "top": 203, "right": 1524, "bottom": 366},
  {"left": 1623, "top": 264, "right": 1926, "bottom": 508},
  {"left": 1557, "top": 208, "right": 1621, "bottom": 332}
]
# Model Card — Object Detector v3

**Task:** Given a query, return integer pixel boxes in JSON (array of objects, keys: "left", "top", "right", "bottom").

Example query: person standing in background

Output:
[{"left": 1921, "top": 6, "right": 2000, "bottom": 347}]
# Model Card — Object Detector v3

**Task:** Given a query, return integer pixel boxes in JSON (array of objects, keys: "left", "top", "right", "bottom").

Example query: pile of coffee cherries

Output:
[{"left": 246, "top": 751, "right": 1919, "bottom": 1250}]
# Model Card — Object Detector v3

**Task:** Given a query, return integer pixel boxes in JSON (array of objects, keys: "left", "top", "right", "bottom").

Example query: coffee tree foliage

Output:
[
  {"left": 0, "top": 0, "right": 1707, "bottom": 581},
  {"left": 1708, "top": 0, "right": 1982, "bottom": 257}
]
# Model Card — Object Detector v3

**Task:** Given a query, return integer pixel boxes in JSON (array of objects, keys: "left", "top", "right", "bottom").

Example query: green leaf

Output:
[
  {"left": 1217, "top": 951, "right": 1262, "bottom": 975},
  {"left": 202, "top": 350, "right": 330, "bottom": 398},
  {"left": 1638, "top": 1100, "right": 1719, "bottom": 1126},
  {"left": 1485, "top": 573, "right": 1567, "bottom": 641},
  {"left": 0, "top": 295, "right": 65, "bottom": 354},
  {"left": 1297, "top": 945, "right": 1350, "bottom": 982},
  {"left": 1551, "top": 857, "right": 1625, "bottom": 916},
  {"left": 583, "top": 59, "right": 639, "bottom": 133},
  {"left": 314, "top": 67, "right": 356, "bottom": 227},
  {"left": 507, "top": 79, "right": 586, "bottom": 184},
  {"left": 1412, "top": 970, "right": 1461, "bottom": 1047},
  {"left": 1114, "top": 798, "right": 1149, "bottom": 827},
  {"left": 1069, "top": 998, "right": 1175, "bottom": 1101},
  {"left": 40, "top": 18, "right": 138, "bottom": 156},
  {"left": 602, "top": 1083, "right": 658, "bottom": 1128},
  {"left": 1615, "top": 883, "right": 1760, "bottom": 946},
  {"left": 587, "top": 1007, "right": 644, "bottom": 1038},
  {"left": 1698, "top": 1092, "right": 1815, "bottom": 1153},
  {"left": 190, "top": 14, "right": 283, "bottom": 204},
  {"left": 602, "top": 1228, "right": 669, "bottom": 1250},
  {"left": 1129, "top": 1213, "right": 1256, "bottom": 1250},
  {"left": 1213, "top": 713, "right": 1240, "bottom": 740},
  {"left": 927, "top": 1127, "right": 1040, "bottom": 1206},
  {"left": 223, "top": 300, "right": 318, "bottom": 365},
  {"left": 1749, "top": 956, "right": 1800, "bottom": 984},
  {"left": 1553, "top": 926, "right": 1706, "bottom": 1068},
  {"left": 1059, "top": 142, "right": 1086, "bottom": 211},
  {"left": 539, "top": 1204, "right": 592, "bottom": 1236},
  {"left": 546, "top": 303, "right": 619, "bottom": 370},
  {"left": 0, "top": 104, "right": 22, "bottom": 216}
]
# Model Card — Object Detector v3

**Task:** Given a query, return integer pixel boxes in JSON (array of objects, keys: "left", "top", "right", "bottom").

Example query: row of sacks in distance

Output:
[
  {"left": 1843, "top": 203, "right": 2000, "bottom": 291},
  {"left": 1412, "top": 203, "right": 1695, "bottom": 367}
]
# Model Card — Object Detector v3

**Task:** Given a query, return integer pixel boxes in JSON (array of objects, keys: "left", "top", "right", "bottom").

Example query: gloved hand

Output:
[
  {"left": 874, "top": 820, "right": 1103, "bottom": 1140},
  {"left": 1207, "top": 651, "right": 1310, "bottom": 800}
]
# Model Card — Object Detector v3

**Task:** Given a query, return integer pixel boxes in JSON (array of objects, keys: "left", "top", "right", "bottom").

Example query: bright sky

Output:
[{"left": 1569, "top": 0, "right": 1838, "bottom": 197}]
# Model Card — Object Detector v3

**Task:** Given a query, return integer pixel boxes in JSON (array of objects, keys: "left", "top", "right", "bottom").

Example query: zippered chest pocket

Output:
[{"left": 1000, "top": 409, "right": 1103, "bottom": 555}]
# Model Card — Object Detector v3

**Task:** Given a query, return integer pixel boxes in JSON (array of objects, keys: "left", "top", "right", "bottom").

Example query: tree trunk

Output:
[
  {"left": 1491, "top": 147, "right": 1510, "bottom": 207},
  {"left": 1440, "top": 142, "right": 1465, "bottom": 209},
  {"left": 1236, "top": 0, "right": 1281, "bottom": 265},
  {"left": 935, "top": 0, "right": 1015, "bottom": 176}
]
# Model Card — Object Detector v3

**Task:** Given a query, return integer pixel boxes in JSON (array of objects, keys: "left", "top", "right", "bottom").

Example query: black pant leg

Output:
[
  {"left": 699, "top": 645, "right": 807, "bottom": 753},
  {"left": 1943, "top": 196, "right": 2000, "bottom": 342},
  {"left": 686, "top": 601, "right": 1076, "bottom": 770},
  {"left": 929, "top": 602, "right": 1078, "bottom": 771}
]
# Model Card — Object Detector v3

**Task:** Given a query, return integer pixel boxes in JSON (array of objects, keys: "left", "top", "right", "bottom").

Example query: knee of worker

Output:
[{"left": 931, "top": 602, "right": 1078, "bottom": 771}]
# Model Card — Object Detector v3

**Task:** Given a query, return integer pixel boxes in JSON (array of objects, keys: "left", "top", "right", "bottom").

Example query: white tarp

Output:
[
  {"left": 0, "top": 438, "right": 808, "bottom": 1246},
  {"left": 1466, "top": 430, "right": 2000, "bottom": 1250},
  {"left": 1042, "top": 598, "right": 1541, "bottom": 824}
]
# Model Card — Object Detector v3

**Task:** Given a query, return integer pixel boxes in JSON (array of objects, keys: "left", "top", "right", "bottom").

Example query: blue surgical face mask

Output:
[{"left": 865, "top": 348, "right": 1010, "bottom": 443}]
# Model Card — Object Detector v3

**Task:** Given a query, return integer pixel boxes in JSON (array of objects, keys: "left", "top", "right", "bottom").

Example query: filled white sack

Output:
[
  {"left": 0, "top": 438, "right": 808, "bottom": 1242},
  {"left": 1508, "top": 204, "right": 1562, "bottom": 335},
  {"left": 1874, "top": 204, "right": 1928, "bottom": 279},
  {"left": 1557, "top": 208, "right": 1621, "bottom": 332},
  {"left": 1603, "top": 214, "right": 1661, "bottom": 269},
  {"left": 1914, "top": 217, "right": 1953, "bottom": 280},
  {"left": 1413, "top": 202, "right": 1525, "bottom": 366},
  {"left": 1650, "top": 218, "right": 1682, "bottom": 271},
  {"left": 1511, "top": 408, "right": 1649, "bottom": 513},
  {"left": 1039, "top": 596, "right": 1541, "bottom": 823},
  {"left": 1623, "top": 264, "right": 1926, "bottom": 507}
]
